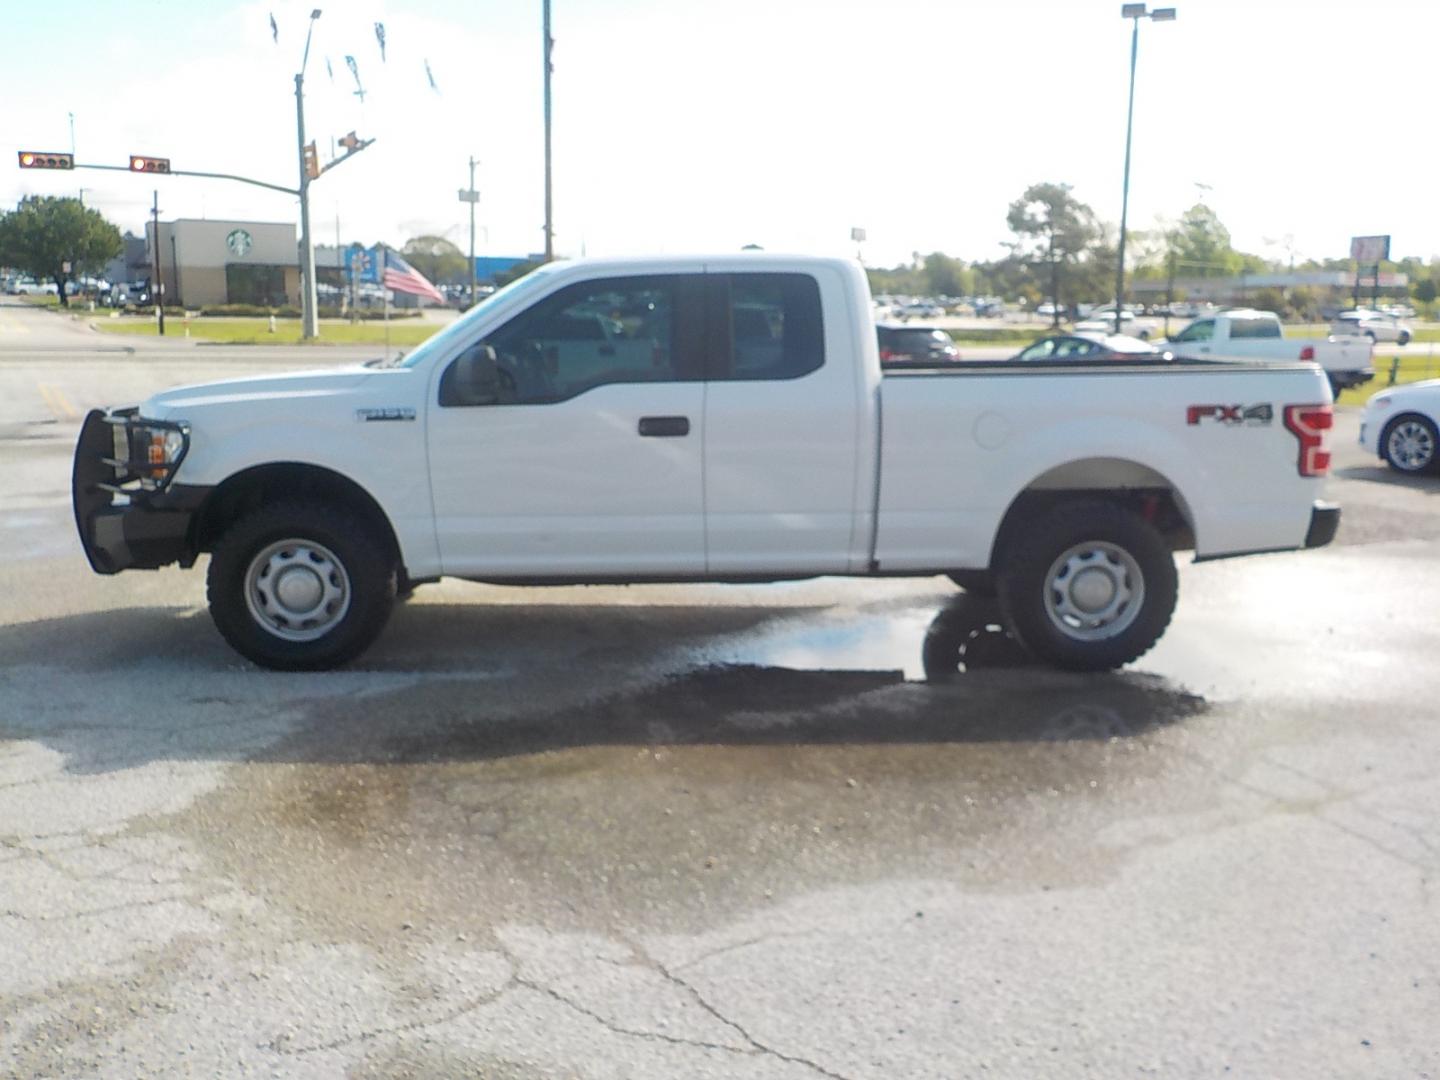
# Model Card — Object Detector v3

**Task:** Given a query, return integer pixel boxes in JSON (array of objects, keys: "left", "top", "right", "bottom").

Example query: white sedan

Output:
[{"left": 1360, "top": 379, "right": 1440, "bottom": 474}]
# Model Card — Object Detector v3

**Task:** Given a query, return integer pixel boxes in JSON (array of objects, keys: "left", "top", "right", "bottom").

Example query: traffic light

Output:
[
  {"left": 303, "top": 142, "right": 319, "bottom": 180},
  {"left": 339, "top": 131, "right": 360, "bottom": 153},
  {"left": 17, "top": 151, "right": 74, "bottom": 170},
  {"left": 129, "top": 155, "right": 171, "bottom": 174}
]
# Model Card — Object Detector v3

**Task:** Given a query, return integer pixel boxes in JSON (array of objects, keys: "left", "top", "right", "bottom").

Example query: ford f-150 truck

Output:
[
  {"left": 1164, "top": 308, "right": 1373, "bottom": 396},
  {"left": 73, "top": 255, "right": 1339, "bottom": 672}
]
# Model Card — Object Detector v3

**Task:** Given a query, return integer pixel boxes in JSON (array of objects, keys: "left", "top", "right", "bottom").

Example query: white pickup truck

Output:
[
  {"left": 73, "top": 255, "right": 1339, "bottom": 672},
  {"left": 1165, "top": 308, "right": 1374, "bottom": 396}
]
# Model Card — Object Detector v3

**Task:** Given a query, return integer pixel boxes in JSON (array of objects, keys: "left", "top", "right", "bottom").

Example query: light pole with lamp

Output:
[
  {"left": 295, "top": 8, "right": 322, "bottom": 340},
  {"left": 1114, "top": 3, "right": 1175, "bottom": 335}
]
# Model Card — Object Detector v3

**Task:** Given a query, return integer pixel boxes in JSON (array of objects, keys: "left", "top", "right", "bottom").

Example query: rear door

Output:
[{"left": 701, "top": 270, "right": 863, "bottom": 574}]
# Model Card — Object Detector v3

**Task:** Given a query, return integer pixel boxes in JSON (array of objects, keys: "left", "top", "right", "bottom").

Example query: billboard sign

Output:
[{"left": 1349, "top": 235, "right": 1390, "bottom": 263}]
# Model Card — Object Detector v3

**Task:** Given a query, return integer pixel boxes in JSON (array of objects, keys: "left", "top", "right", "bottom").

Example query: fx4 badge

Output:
[{"left": 1186, "top": 403, "right": 1273, "bottom": 427}]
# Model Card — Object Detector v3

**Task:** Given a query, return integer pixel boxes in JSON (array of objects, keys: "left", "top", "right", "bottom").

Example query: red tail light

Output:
[
  {"left": 1283, "top": 404, "right": 1333, "bottom": 477},
  {"left": 880, "top": 348, "right": 897, "bottom": 361},
  {"left": 1299, "top": 345, "right": 1315, "bottom": 361}
]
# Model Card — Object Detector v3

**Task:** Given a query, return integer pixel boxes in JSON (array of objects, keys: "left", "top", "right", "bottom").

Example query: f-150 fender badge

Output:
[
  {"left": 1186, "top": 403, "right": 1273, "bottom": 426},
  {"left": 356, "top": 407, "right": 416, "bottom": 422}
]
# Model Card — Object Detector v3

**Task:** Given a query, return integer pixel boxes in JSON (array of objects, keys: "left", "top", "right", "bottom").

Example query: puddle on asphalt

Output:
[
  {"left": 695, "top": 591, "right": 1034, "bottom": 682},
  {"left": 182, "top": 592, "right": 1216, "bottom": 942}
]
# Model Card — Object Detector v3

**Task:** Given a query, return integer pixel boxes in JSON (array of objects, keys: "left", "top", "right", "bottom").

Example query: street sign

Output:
[
  {"left": 1350, "top": 235, "right": 1390, "bottom": 263},
  {"left": 458, "top": 188, "right": 480, "bottom": 203}
]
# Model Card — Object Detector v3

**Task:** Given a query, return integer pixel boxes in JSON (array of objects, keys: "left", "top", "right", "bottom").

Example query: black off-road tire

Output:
[
  {"left": 996, "top": 500, "right": 1177, "bottom": 672},
  {"left": 207, "top": 501, "right": 396, "bottom": 670}
]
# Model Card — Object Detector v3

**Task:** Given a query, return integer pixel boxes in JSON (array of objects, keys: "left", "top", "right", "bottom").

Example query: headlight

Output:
[{"left": 110, "top": 415, "right": 190, "bottom": 490}]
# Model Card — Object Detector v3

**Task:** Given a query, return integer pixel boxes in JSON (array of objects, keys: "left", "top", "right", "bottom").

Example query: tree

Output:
[
  {"left": 1171, "top": 203, "right": 1240, "bottom": 278},
  {"left": 0, "top": 196, "right": 122, "bottom": 307},
  {"left": 400, "top": 235, "right": 468, "bottom": 285},
  {"left": 1006, "top": 182, "right": 1100, "bottom": 325},
  {"left": 922, "top": 252, "right": 972, "bottom": 298}
]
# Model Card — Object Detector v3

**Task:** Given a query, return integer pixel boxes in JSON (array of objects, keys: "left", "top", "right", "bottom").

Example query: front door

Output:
[{"left": 426, "top": 273, "right": 708, "bottom": 578}]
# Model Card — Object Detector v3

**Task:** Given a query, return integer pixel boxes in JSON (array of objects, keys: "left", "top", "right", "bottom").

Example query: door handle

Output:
[{"left": 638, "top": 416, "right": 690, "bottom": 437}]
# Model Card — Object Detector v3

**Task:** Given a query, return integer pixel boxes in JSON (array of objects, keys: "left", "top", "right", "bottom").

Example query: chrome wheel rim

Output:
[
  {"left": 243, "top": 538, "right": 351, "bottom": 642},
  {"left": 1043, "top": 541, "right": 1145, "bottom": 642},
  {"left": 1388, "top": 421, "right": 1435, "bottom": 471}
]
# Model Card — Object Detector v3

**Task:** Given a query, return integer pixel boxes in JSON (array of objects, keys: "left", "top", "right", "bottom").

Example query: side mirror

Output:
[{"left": 454, "top": 344, "right": 502, "bottom": 405}]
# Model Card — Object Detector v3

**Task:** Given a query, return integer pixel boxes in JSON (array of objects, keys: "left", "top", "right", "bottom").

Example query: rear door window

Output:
[
  {"left": 708, "top": 273, "right": 825, "bottom": 381},
  {"left": 1228, "top": 317, "right": 1281, "bottom": 339}
]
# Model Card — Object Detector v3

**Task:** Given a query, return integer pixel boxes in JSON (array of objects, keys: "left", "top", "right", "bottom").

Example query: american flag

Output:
[{"left": 382, "top": 249, "right": 444, "bottom": 304}]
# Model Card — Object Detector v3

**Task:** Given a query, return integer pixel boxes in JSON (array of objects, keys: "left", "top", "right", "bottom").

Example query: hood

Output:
[{"left": 141, "top": 365, "right": 376, "bottom": 417}]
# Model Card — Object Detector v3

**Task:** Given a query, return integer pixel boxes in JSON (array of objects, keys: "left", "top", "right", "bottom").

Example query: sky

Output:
[{"left": 5, "top": 0, "right": 1438, "bottom": 270}]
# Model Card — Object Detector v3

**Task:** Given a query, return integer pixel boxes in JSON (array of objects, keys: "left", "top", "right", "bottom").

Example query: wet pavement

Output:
[{"left": 2, "top": 328, "right": 1439, "bottom": 1078}]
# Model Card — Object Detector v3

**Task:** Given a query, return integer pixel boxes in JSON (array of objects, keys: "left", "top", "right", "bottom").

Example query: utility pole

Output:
[
  {"left": 542, "top": 0, "right": 554, "bottom": 262},
  {"left": 295, "top": 72, "right": 319, "bottom": 339},
  {"left": 294, "top": 9, "right": 322, "bottom": 340},
  {"left": 150, "top": 190, "right": 165, "bottom": 336}
]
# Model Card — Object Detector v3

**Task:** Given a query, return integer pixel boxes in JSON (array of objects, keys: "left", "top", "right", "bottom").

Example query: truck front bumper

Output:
[
  {"left": 72, "top": 409, "right": 209, "bottom": 574},
  {"left": 1305, "top": 501, "right": 1341, "bottom": 549}
]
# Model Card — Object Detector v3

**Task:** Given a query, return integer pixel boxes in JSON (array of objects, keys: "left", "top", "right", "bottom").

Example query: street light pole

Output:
[
  {"left": 295, "top": 9, "right": 322, "bottom": 341},
  {"left": 469, "top": 156, "right": 478, "bottom": 304},
  {"left": 542, "top": 0, "right": 554, "bottom": 262},
  {"left": 1114, "top": 4, "right": 1175, "bottom": 335}
]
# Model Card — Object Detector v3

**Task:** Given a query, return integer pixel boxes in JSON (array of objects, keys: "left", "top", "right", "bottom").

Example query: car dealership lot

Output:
[{"left": 2, "top": 308, "right": 1438, "bottom": 1078}]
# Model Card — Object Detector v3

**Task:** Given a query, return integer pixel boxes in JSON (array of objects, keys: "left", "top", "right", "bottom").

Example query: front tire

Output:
[
  {"left": 996, "top": 500, "right": 1177, "bottom": 671},
  {"left": 1381, "top": 414, "right": 1439, "bottom": 474},
  {"left": 207, "top": 501, "right": 396, "bottom": 670},
  {"left": 1398, "top": 331, "right": 1412, "bottom": 346}
]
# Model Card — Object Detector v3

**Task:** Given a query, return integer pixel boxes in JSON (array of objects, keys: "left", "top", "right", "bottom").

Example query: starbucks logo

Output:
[{"left": 226, "top": 228, "right": 253, "bottom": 257}]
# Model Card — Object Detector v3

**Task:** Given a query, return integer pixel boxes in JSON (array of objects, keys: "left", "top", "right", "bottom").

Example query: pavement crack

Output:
[
  {"left": 276, "top": 976, "right": 519, "bottom": 1056},
  {"left": 612, "top": 936, "right": 857, "bottom": 1080}
]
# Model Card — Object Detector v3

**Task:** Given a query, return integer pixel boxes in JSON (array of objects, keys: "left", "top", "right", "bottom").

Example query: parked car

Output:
[
  {"left": 1167, "top": 308, "right": 1374, "bottom": 396},
  {"left": 1075, "top": 306, "right": 1161, "bottom": 340},
  {"left": 896, "top": 300, "right": 944, "bottom": 319},
  {"left": 1013, "top": 332, "right": 1171, "bottom": 362},
  {"left": 73, "top": 253, "right": 1339, "bottom": 673},
  {"left": 1332, "top": 309, "right": 1412, "bottom": 346},
  {"left": 1360, "top": 379, "right": 1440, "bottom": 474},
  {"left": 877, "top": 323, "right": 960, "bottom": 364}
]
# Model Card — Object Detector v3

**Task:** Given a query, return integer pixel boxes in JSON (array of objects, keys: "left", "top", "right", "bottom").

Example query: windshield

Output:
[{"left": 390, "top": 265, "right": 562, "bottom": 369}]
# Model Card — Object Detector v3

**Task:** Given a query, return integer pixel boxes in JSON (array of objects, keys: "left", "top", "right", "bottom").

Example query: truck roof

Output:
[
  {"left": 1214, "top": 308, "right": 1280, "bottom": 320},
  {"left": 533, "top": 253, "right": 860, "bottom": 274}
]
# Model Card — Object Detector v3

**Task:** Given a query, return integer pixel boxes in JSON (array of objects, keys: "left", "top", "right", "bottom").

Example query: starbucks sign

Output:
[{"left": 226, "top": 228, "right": 253, "bottom": 257}]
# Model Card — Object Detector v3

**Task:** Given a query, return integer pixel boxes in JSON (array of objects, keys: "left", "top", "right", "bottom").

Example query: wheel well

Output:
[
  {"left": 986, "top": 459, "right": 1195, "bottom": 574},
  {"left": 192, "top": 463, "right": 403, "bottom": 574}
]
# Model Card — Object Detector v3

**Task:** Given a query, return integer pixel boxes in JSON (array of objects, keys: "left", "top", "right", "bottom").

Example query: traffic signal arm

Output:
[{"left": 316, "top": 137, "right": 375, "bottom": 178}]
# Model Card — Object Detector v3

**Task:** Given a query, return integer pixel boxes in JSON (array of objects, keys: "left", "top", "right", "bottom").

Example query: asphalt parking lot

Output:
[{"left": 2, "top": 304, "right": 1439, "bottom": 1078}]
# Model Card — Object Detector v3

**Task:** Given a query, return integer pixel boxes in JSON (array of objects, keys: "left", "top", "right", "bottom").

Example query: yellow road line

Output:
[{"left": 37, "top": 382, "right": 79, "bottom": 421}]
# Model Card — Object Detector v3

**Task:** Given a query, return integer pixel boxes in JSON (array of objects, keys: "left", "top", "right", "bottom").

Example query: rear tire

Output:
[
  {"left": 1381, "top": 414, "right": 1439, "bottom": 474},
  {"left": 207, "top": 501, "right": 396, "bottom": 670},
  {"left": 996, "top": 500, "right": 1177, "bottom": 672}
]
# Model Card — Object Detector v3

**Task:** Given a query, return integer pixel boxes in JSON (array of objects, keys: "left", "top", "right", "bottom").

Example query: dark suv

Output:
[{"left": 877, "top": 323, "right": 960, "bottom": 365}]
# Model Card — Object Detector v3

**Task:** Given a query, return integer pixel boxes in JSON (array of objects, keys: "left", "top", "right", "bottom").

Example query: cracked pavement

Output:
[{"left": 2, "top": 330, "right": 1439, "bottom": 1077}]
